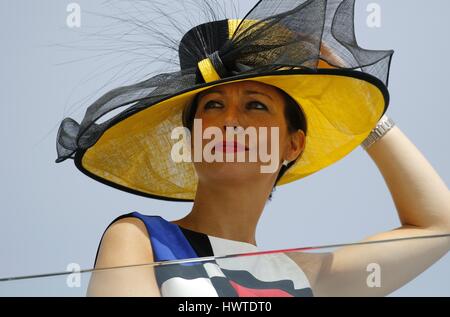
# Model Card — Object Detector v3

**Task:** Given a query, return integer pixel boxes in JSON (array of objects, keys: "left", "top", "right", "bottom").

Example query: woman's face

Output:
[{"left": 190, "top": 80, "right": 305, "bottom": 186}]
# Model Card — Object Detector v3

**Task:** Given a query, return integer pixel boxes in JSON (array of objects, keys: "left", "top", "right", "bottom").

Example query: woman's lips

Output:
[{"left": 214, "top": 141, "right": 248, "bottom": 153}]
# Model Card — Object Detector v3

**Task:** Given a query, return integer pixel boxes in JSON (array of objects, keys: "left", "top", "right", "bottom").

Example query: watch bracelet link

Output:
[{"left": 361, "top": 114, "right": 395, "bottom": 150}]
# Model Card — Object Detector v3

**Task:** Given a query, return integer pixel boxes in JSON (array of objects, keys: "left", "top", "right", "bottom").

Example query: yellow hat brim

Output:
[{"left": 75, "top": 69, "right": 388, "bottom": 201}]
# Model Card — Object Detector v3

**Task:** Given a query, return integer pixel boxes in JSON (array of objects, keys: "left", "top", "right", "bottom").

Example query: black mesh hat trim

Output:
[{"left": 179, "top": 19, "right": 230, "bottom": 71}]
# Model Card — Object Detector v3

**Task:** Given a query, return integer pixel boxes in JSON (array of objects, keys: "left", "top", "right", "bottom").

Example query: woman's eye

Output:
[
  {"left": 204, "top": 101, "right": 223, "bottom": 109},
  {"left": 247, "top": 101, "right": 268, "bottom": 110}
]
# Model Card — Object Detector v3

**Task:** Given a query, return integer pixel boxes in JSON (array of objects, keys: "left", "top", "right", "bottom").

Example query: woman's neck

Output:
[{"left": 172, "top": 178, "right": 274, "bottom": 246}]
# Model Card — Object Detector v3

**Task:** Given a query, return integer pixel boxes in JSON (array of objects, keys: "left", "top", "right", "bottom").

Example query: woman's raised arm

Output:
[{"left": 313, "top": 124, "right": 450, "bottom": 296}]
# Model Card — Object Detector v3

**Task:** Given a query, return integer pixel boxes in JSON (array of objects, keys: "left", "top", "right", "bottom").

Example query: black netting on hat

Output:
[
  {"left": 55, "top": 0, "right": 393, "bottom": 201},
  {"left": 56, "top": 0, "right": 393, "bottom": 163}
]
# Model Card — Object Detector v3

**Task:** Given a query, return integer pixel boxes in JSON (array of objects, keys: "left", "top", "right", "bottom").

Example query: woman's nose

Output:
[{"left": 222, "top": 105, "right": 241, "bottom": 131}]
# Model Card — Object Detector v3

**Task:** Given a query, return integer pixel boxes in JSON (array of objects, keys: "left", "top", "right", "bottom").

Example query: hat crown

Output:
[{"left": 178, "top": 19, "right": 230, "bottom": 73}]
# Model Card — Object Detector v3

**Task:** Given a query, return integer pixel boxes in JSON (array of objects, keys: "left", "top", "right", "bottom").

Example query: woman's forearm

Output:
[{"left": 364, "top": 125, "right": 450, "bottom": 231}]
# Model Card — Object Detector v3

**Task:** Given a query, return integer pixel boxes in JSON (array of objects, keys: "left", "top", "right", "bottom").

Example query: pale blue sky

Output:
[{"left": 0, "top": 0, "right": 449, "bottom": 296}]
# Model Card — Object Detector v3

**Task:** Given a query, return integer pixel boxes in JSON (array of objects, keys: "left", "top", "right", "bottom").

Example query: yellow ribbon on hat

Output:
[
  {"left": 197, "top": 58, "right": 222, "bottom": 83},
  {"left": 196, "top": 19, "right": 260, "bottom": 83}
]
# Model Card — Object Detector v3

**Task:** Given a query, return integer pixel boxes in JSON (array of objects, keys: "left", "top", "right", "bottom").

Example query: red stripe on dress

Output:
[{"left": 229, "top": 280, "right": 294, "bottom": 297}]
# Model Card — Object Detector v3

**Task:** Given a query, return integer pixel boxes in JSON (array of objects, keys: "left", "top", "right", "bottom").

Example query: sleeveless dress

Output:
[{"left": 94, "top": 211, "right": 314, "bottom": 297}]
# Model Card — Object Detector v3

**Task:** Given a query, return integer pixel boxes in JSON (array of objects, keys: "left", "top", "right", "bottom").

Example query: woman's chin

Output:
[{"left": 196, "top": 161, "right": 265, "bottom": 182}]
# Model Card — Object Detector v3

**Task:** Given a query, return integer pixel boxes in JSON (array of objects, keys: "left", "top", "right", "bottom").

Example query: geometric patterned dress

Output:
[{"left": 94, "top": 211, "right": 314, "bottom": 297}]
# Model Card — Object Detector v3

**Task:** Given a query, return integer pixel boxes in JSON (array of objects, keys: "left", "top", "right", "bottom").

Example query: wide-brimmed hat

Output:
[{"left": 55, "top": 0, "right": 394, "bottom": 201}]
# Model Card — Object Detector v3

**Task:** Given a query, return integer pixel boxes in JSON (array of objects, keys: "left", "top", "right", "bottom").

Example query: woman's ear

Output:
[{"left": 285, "top": 129, "right": 306, "bottom": 162}]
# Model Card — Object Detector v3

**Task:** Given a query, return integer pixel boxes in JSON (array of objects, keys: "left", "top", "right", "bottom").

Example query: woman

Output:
[
  {"left": 55, "top": 0, "right": 450, "bottom": 296},
  {"left": 86, "top": 79, "right": 450, "bottom": 297}
]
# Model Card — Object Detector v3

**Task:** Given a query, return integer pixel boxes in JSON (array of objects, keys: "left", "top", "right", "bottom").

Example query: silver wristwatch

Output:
[{"left": 361, "top": 114, "right": 395, "bottom": 150}]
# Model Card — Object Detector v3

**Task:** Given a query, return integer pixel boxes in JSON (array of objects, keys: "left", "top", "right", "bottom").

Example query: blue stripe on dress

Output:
[{"left": 129, "top": 211, "right": 199, "bottom": 262}]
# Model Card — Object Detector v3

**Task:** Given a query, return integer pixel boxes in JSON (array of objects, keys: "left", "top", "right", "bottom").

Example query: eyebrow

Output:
[
  {"left": 199, "top": 89, "right": 274, "bottom": 101},
  {"left": 199, "top": 89, "right": 223, "bottom": 97},
  {"left": 244, "top": 90, "right": 274, "bottom": 101}
]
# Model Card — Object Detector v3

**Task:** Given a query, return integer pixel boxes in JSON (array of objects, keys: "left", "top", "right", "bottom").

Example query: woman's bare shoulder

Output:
[
  {"left": 88, "top": 217, "right": 161, "bottom": 296},
  {"left": 95, "top": 216, "right": 154, "bottom": 269}
]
